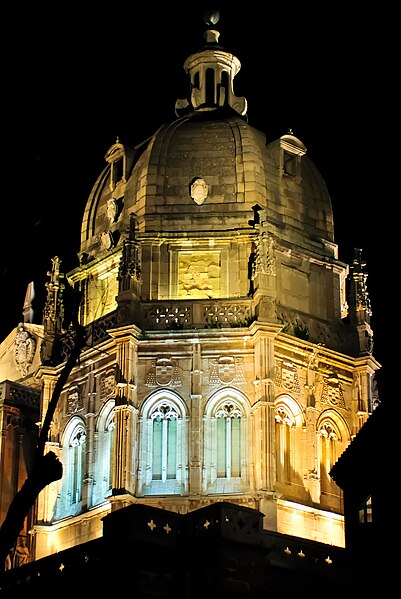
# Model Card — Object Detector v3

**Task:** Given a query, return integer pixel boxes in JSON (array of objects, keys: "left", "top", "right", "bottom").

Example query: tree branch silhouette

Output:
[{"left": 0, "top": 322, "right": 86, "bottom": 569}]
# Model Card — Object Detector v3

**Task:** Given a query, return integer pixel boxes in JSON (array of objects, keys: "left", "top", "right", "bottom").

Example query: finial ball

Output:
[{"left": 203, "top": 9, "right": 220, "bottom": 26}]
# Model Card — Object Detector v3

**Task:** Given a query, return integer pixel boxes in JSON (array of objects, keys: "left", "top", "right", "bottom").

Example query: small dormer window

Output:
[
  {"left": 284, "top": 151, "right": 298, "bottom": 177},
  {"left": 105, "top": 139, "right": 127, "bottom": 191},
  {"left": 112, "top": 156, "right": 124, "bottom": 187},
  {"left": 279, "top": 131, "right": 307, "bottom": 183}
]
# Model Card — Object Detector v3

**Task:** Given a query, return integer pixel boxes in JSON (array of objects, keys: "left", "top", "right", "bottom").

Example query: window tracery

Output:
[{"left": 138, "top": 392, "right": 187, "bottom": 496}]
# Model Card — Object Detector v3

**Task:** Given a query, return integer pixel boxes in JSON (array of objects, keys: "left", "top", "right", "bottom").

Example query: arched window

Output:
[
  {"left": 317, "top": 410, "right": 350, "bottom": 509},
  {"left": 67, "top": 425, "right": 86, "bottom": 506},
  {"left": 92, "top": 400, "right": 115, "bottom": 508},
  {"left": 215, "top": 402, "right": 242, "bottom": 478},
  {"left": 319, "top": 421, "right": 339, "bottom": 495},
  {"left": 106, "top": 418, "right": 115, "bottom": 492},
  {"left": 138, "top": 392, "right": 187, "bottom": 496},
  {"left": 55, "top": 419, "right": 87, "bottom": 520},
  {"left": 203, "top": 389, "right": 249, "bottom": 495},
  {"left": 274, "top": 396, "right": 304, "bottom": 488},
  {"left": 151, "top": 403, "right": 178, "bottom": 481},
  {"left": 275, "top": 405, "right": 294, "bottom": 483}
]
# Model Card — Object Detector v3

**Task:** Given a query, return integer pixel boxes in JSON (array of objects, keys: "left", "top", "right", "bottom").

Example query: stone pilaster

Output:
[
  {"left": 36, "top": 442, "right": 61, "bottom": 524},
  {"left": 305, "top": 406, "right": 320, "bottom": 503},
  {"left": 111, "top": 404, "right": 135, "bottom": 495},
  {"left": 189, "top": 339, "right": 202, "bottom": 494},
  {"left": 252, "top": 330, "right": 277, "bottom": 490}
]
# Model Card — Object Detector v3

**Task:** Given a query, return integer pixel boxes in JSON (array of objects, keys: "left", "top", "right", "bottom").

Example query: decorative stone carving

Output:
[
  {"left": 118, "top": 214, "right": 141, "bottom": 289},
  {"left": 319, "top": 422, "right": 338, "bottom": 441},
  {"left": 66, "top": 386, "right": 83, "bottom": 414},
  {"left": 190, "top": 177, "right": 208, "bottom": 205},
  {"left": 257, "top": 296, "right": 276, "bottom": 320},
  {"left": 321, "top": 373, "right": 346, "bottom": 408},
  {"left": 275, "top": 405, "right": 295, "bottom": 427},
  {"left": 107, "top": 198, "right": 118, "bottom": 224},
  {"left": 178, "top": 251, "right": 219, "bottom": 299},
  {"left": 352, "top": 248, "right": 372, "bottom": 316},
  {"left": 254, "top": 231, "right": 276, "bottom": 276},
  {"left": 275, "top": 360, "right": 301, "bottom": 394},
  {"left": 209, "top": 356, "right": 246, "bottom": 386},
  {"left": 252, "top": 209, "right": 276, "bottom": 278},
  {"left": 14, "top": 325, "right": 36, "bottom": 376},
  {"left": 42, "top": 256, "right": 65, "bottom": 338},
  {"left": 100, "top": 230, "right": 114, "bottom": 250},
  {"left": 145, "top": 358, "right": 182, "bottom": 387},
  {"left": 100, "top": 370, "right": 116, "bottom": 401}
]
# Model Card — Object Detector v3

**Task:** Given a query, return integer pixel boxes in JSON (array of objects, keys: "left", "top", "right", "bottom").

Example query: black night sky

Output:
[{"left": 1, "top": 3, "right": 393, "bottom": 399}]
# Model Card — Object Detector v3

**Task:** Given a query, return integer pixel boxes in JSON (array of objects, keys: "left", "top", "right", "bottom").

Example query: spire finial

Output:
[
  {"left": 23, "top": 281, "right": 35, "bottom": 323},
  {"left": 203, "top": 9, "right": 220, "bottom": 27}
]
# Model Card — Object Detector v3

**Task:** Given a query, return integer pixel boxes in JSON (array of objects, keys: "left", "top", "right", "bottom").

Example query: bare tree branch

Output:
[{"left": 0, "top": 324, "right": 87, "bottom": 569}]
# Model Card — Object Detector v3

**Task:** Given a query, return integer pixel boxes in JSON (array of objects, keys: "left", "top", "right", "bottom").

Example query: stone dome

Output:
[
  {"left": 79, "top": 110, "right": 334, "bottom": 264},
  {"left": 78, "top": 15, "right": 335, "bottom": 267}
]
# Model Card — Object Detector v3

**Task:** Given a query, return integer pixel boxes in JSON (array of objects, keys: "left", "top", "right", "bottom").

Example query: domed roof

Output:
[{"left": 78, "top": 16, "right": 334, "bottom": 265}]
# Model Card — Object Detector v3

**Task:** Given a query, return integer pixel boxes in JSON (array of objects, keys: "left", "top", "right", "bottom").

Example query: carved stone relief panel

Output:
[
  {"left": 66, "top": 386, "right": 84, "bottom": 414},
  {"left": 275, "top": 360, "right": 301, "bottom": 394},
  {"left": 208, "top": 356, "right": 246, "bottom": 386},
  {"left": 321, "top": 373, "right": 346, "bottom": 409},
  {"left": 100, "top": 369, "right": 116, "bottom": 402},
  {"left": 145, "top": 357, "right": 182, "bottom": 388},
  {"left": 178, "top": 251, "right": 221, "bottom": 299},
  {"left": 14, "top": 326, "right": 36, "bottom": 377}
]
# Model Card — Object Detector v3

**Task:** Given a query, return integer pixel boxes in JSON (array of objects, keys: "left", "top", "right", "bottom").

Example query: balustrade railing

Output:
[
  {"left": 0, "top": 380, "right": 40, "bottom": 409},
  {"left": 58, "top": 299, "right": 254, "bottom": 357},
  {"left": 142, "top": 299, "right": 253, "bottom": 330}
]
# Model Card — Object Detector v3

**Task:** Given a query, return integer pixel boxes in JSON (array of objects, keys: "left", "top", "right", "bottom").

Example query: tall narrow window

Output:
[
  {"left": 320, "top": 422, "right": 338, "bottom": 494},
  {"left": 106, "top": 419, "right": 115, "bottom": 492},
  {"left": 204, "top": 391, "right": 248, "bottom": 495},
  {"left": 151, "top": 404, "right": 178, "bottom": 482},
  {"left": 112, "top": 157, "right": 124, "bottom": 187},
  {"left": 105, "top": 140, "right": 126, "bottom": 191},
  {"left": 138, "top": 392, "right": 188, "bottom": 497},
  {"left": 215, "top": 402, "right": 241, "bottom": 479},
  {"left": 68, "top": 426, "right": 86, "bottom": 505},
  {"left": 283, "top": 151, "right": 298, "bottom": 177},
  {"left": 220, "top": 70, "right": 229, "bottom": 107},
  {"left": 206, "top": 67, "right": 215, "bottom": 106},
  {"left": 275, "top": 406, "right": 294, "bottom": 483}
]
